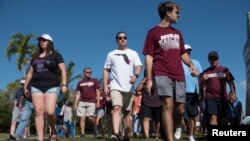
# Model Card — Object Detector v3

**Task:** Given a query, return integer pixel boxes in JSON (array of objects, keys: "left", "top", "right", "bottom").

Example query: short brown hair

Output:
[{"left": 158, "top": 1, "right": 180, "bottom": 20}]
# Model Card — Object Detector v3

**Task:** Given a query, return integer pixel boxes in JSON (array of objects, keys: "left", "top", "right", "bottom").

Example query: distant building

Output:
[{"left": 243, "top": 12, "right": 250, "bottom": 116}]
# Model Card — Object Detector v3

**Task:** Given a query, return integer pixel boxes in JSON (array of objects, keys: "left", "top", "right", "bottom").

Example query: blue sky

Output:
[{"left": 0, "top": 0, "right": 249, "bottom": 112}]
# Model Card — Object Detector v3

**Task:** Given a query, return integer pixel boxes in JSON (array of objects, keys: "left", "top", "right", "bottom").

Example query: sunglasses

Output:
[
  {"left": 117, "top": 36, "right": 127, "bottom": 40},
  {"left": 209, "top": 56, "right": 218, "bottom": 61},
  {"left": 85, "top": 71, "right": 92, "bottom": 74}
]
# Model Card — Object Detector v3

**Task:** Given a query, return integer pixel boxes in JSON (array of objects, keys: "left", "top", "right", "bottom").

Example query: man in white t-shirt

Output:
[{"left": 103, "top": 31, "right": 142, "bottom": 141}]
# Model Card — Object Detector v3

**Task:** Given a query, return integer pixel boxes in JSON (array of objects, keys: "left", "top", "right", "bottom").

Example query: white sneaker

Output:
[
  {"left": 189, "top": 136, "right": 196, "bottom": 141},
  {"left": 174, "top": 128, "right": 182, "bottom": 139}
]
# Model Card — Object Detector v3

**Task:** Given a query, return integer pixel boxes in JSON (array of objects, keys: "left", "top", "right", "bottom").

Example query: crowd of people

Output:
[{"left": 8, "top": 1, "right": 244, "bottom": 141}]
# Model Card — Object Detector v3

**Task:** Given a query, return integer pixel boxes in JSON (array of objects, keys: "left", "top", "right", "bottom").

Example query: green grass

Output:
[{"left": 0, "top": 133, "right": 207, "bottom": 141}]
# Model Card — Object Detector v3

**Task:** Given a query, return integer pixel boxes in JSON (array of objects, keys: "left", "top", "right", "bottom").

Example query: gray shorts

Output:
[
  {"left": 154, "top": 76, "right": 186, "bottom": 103},
  {"left": 11, "top": 106, "right": 23, "bottom": 123}
]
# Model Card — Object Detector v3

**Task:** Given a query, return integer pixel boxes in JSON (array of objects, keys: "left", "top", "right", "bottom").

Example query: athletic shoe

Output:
[
  {"left": 80, "top": 134, "right": 85, "bottom": 138},
  {"left": 174, "top": 128, "right": 182, "bottom": 140},
  {"left": 123, "top": 136, "right": 130, "bottom": 141},
  {"left": 94, "top": 127, "right": 100, "bottom": 138},
  {"left": 9, "top": 135, "right": 20, "bottom": 140},
  {"left": 109, "top": 134, "right": 120, "bottom": 141},
  {"left": 189, "top": 136, "right": 196, "bottom": 141}
]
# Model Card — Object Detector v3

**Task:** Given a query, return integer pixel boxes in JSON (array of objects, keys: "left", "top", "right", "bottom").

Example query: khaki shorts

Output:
[
  {"left": 110, "top": 90, "right": 134, "bottom": 111},
  {"left": 77, "top": 101, "right": 96, "bottom": 117}
]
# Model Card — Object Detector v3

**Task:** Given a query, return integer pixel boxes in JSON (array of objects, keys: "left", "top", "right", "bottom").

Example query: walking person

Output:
[
  {"left": 74, "top": 67, "right": 100, "bottom": 138},
  {"left": 10, "top": 80, "right": 34, "bottom": 140},
  {"left": 103, "top": 31, "right": 142, "bottom": 141},
  {"left": 136, "top": 72, "right": 161, "bottom": 140},
  {"left": 226, "top": 92, "right": 243, "bottom": 125},
  {"left": 94, "top": 87, "right": 107, "bottom": 138},
  {"left": 24, "top": 33, "right": 67, "bottom": 141},
  {"left": 142, "top": 2, "right": 198, "bottom": 141},
  {"left": 9, "top": 78, "right": 26, "bottom": 139},
  {"left": 63, "top": 101, "right": 75, "bottom": 138},
  {"left": 132, "top": 94, "right": 142, "bottom": 138},
  {"left": 199, "top": 51, "right": 236, "bottom": 125},
  {"left": 55, "top": 101, "right": 66, "bottom": 137},
  {"left": 180, "top": 44, "right": 203, "bottom": 141}
]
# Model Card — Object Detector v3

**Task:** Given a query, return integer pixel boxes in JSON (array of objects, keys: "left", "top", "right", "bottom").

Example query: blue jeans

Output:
[
  {"left": 64, "top": 121, "right": 75, "bottom": 137},
  {"left": 56, "top": 124, "right": 65, "bottom": 137},
  {"left": 133, "top": 114, "right": 142, "bottom": 134},
  {"left": 15, "top": 101, "right": 33, "bottom": 138}
]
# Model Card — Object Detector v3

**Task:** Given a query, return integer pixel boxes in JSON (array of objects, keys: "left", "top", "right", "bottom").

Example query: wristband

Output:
[{"left": 61, "top": 84, "right": 67, "bottom": 87}]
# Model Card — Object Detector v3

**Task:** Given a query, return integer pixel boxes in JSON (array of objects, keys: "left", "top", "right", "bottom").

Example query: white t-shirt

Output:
[
  {"left": 63, "top": 106, "right": 73, "bottom": 123},
  {"left": 104, "top": 48, "right": 142, "bottom": 92}
]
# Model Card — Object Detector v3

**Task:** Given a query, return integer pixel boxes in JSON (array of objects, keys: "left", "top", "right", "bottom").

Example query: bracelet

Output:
[
  {"left": 146, "top": 78, "right": 152, "bottom": 81},
  {"left": 61, "top": 84, "right": 67, "bottom": 87}
]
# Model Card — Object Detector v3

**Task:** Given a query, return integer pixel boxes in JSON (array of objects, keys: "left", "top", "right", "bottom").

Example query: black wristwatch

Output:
[{"left": 134, "top": 74, "right": 139, "bottom": 79}]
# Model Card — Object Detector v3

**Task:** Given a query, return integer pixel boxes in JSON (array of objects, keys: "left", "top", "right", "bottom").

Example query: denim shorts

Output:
[
  {"left": 31, "top": 86, "right": 61, "bottom": 96},
  {"left": 94, "top": 108, "right": 105, "bottom": 117}
]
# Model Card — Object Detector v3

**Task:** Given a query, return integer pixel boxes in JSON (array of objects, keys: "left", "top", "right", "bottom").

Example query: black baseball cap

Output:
[{"left": 208, "top": 51, "right": 219, "bottom": 61}]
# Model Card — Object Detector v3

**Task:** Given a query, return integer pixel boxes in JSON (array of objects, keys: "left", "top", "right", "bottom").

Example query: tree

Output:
[
  {"left": 6, "top": 32, "right": 37, "bottom": 76},
  {"left": 67, "top": 61, "right": 83, "bottom": 85},
  {"left": 0, "top": 79, "right": 22, "bottom": 132},
  {"left": 62, "top": 61, "right": 83, "bottom": 101}
]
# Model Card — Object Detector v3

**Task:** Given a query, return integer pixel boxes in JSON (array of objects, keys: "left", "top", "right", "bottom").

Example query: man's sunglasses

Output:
[
  {"left": 117, "top": 36, "right": 127, "bottom": 40},
  {"left": 209, "top": 56, "right": 218, "bottom": 61}
]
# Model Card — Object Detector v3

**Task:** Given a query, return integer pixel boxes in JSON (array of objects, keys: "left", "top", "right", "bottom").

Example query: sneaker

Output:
[
  {"left": 155, "top": 137, "right": 160, "bottom": 140},
  {"left": 80, "top": 134, "right": 85, "bottom": 138},
  {"left": 9, "top": 135, "right": 20, "bottom": 140},
  {"left": 189, "top": 136, "right": 196, "bottom": 141},
  {"left": 94, "top": 127, "right": 100, "bottom": 138},
  {"left": 109, "top": 134, "right": 120, "bottom": 141},
  {"left": 174, "top": 128, "right": 182, "bottom": 140},
  {"left": 123, "top": 136, "right": 130, "bottom": 141}
]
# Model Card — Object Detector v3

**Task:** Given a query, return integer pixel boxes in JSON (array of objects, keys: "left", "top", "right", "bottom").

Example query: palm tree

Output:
[
  {"left": 59, "top": 60, "right": 82, "bottom": 110},
  {"left": 67, "top": 61, "right": 83, "bottom": 86},
  {"left": 6, "top": 32, "right": 37, "bottom": 76},
  {"left": 61, "top": 61, "right": 82, "bottom": 136}
]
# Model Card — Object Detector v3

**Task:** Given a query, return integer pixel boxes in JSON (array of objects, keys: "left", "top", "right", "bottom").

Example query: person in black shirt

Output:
[{"left": 24, "top": 34, "right": 67, "bottom": 141}]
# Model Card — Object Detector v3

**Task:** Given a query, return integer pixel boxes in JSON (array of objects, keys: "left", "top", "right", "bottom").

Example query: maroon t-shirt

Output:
[
  {"left": 76, "top": 78, "right": 99, "bottom": 103},
  {"left": 143, "top": 26, "right": 186, "bottom": 81},
  {"left": 201, "top": 66, "right": 235, "bottom": 100}
]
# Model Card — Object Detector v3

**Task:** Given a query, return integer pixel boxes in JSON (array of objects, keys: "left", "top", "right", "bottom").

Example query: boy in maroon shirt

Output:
[{"left": 142, "top": 2, "right": 198, "bottom": 141}]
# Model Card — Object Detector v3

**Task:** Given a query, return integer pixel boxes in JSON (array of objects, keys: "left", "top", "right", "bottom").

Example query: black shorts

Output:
[
  {"left": 205, "top": 99, "right": 228, "bottom": 118},
  {"left": 141, "top": 104, "right": 161, "bottom": 121},
  {"left": 185, "top": 93, "right": 199, "bottom": 117}
]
